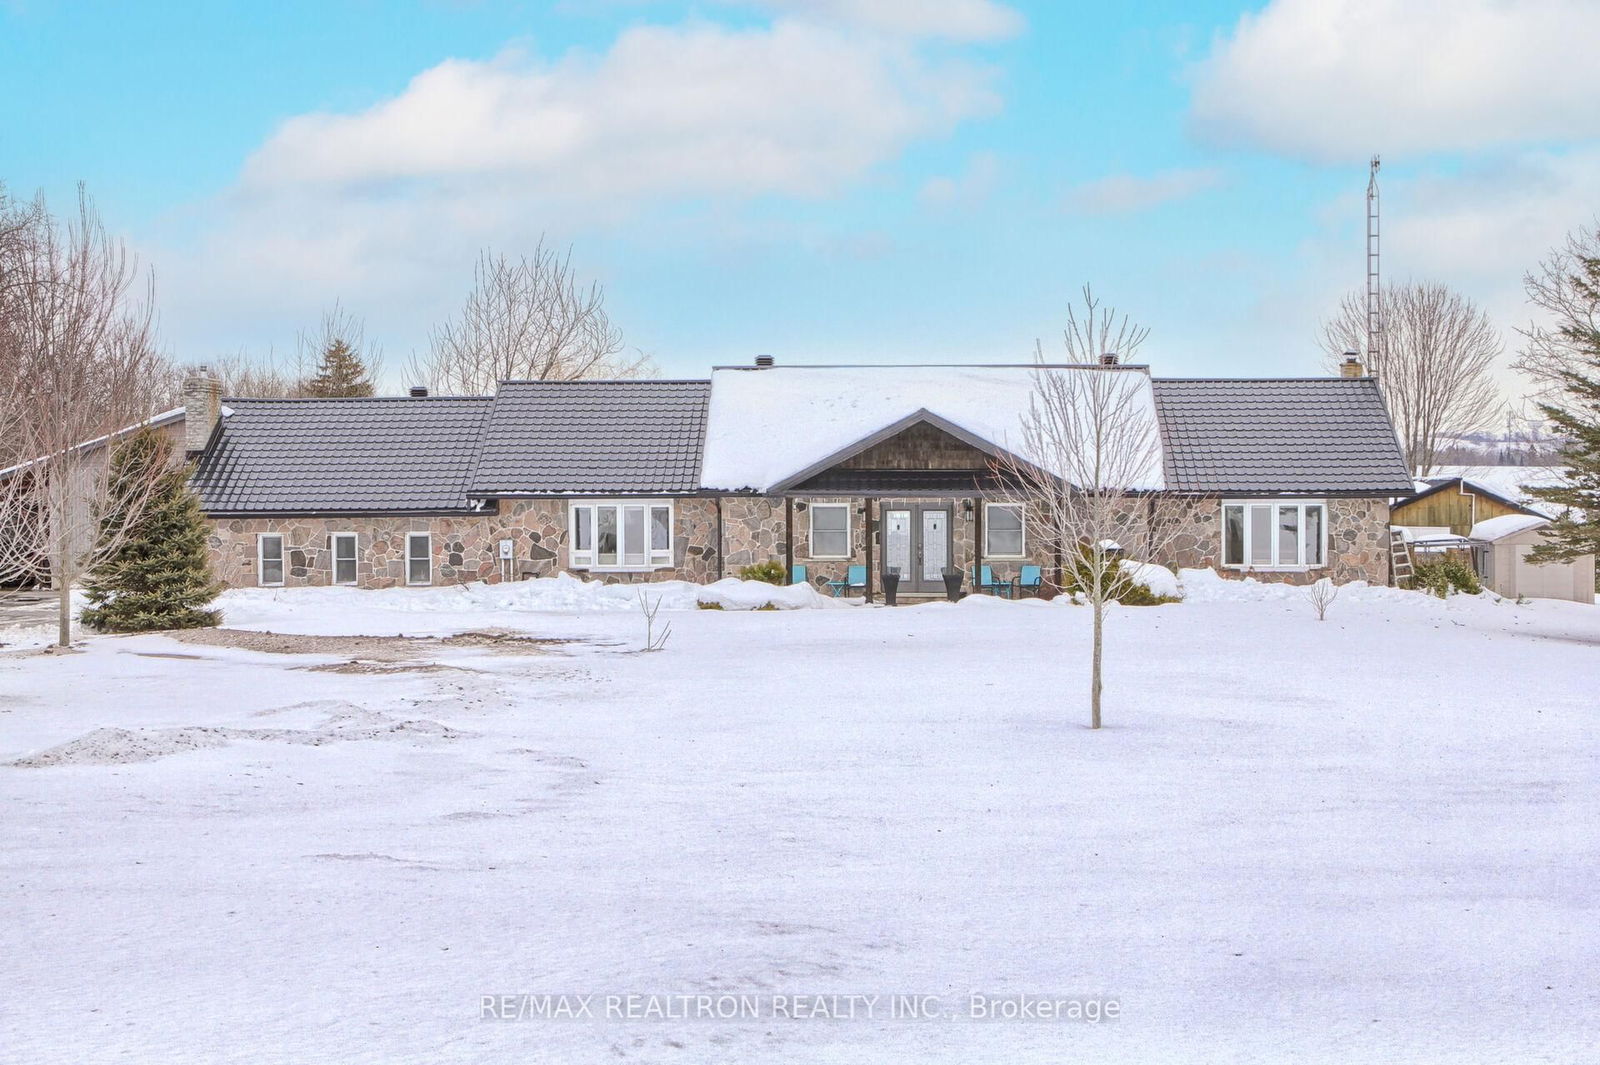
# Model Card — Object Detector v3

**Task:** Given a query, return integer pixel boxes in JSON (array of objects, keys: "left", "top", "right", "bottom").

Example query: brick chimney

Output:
[
  {"left": 1340, "top": 351, "right": 1365, "bottom": 378},
  {"left": 183, "top": 366, "right": 222, "bottom": 457}
]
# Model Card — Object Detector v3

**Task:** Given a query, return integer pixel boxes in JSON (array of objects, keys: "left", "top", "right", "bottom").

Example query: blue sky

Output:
[{"left": 4, "top": 0, "right": 1597, "bottom": 391}]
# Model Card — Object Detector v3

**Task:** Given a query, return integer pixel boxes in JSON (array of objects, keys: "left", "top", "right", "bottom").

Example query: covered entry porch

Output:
[{"left": 776, "top": 473, "right": 1058, "bottom": 603}]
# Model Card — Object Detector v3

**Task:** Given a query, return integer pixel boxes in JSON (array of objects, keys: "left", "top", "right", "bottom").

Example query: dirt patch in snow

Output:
[
  {"left": 164, "top": 627, "right": 571, "bottom": 659},
  {"left": 10, "top": 714, "right": 470, "bottom": 768},
  {"left": 301, "top": 660, "right": 467, "bottom": 676}
]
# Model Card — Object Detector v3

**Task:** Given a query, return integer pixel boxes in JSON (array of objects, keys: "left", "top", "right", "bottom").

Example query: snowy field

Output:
[{"left": 2, "top": 574, "right": 1598, "bottom": 1063}]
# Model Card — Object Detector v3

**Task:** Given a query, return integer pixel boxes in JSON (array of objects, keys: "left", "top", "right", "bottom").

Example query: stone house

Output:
[{"left": 183, "top": 360, "right": 1414, "bottom": 597}]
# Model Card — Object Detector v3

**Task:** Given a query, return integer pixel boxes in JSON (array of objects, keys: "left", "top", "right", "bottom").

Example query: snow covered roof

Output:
[
  {"left": 1470, "top": 513, "right": 1549, "bottom": 541},
  {"left": 698, "top": 364, "right": 1165, "bottom": 493}
]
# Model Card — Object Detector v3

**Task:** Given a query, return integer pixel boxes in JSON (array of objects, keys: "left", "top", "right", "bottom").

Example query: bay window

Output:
[
  {"left": 569, "top": 501, "right": 674, "bottom": 571},
  {"left": 1222, "top": 500, "right": 1326, "bottom": 570}
]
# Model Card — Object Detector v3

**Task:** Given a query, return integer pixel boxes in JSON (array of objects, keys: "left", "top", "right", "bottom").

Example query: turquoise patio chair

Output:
[
  {"left": 826, "top": 565, "right": 867, "bottom": 597},
  {"left": 1018, "top": 564, "right": 1043, "bottom": 596},
  {"left": 790, "top": 564, "right": 808, "bottom": 585},
  {"left": 973, "top": 564, "right": 1012, "bottom": 598}
]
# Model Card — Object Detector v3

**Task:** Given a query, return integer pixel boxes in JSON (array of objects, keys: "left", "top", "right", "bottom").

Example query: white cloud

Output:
[
  {"left": 1063, "top": 168, "right": 1221, "bottom": 215},
  {"left": 742, "top": 0, "right": 1023, "bottom": 41},
  {"left": 154, "top": 17, "right": 1003, "bottom": 364},
  {"left": 243, "top": 20, "right": 998, "bottom": 201},
  {"left": 1190, "top": 0, "right": 1600, "bottom": 161}
]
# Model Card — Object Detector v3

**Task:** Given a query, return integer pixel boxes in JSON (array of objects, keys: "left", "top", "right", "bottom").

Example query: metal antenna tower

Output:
[{"left": 1365, "top": 154, "right": 1382, "bottom": 374}]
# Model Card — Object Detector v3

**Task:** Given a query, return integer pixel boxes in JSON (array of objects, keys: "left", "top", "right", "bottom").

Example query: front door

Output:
[{"left": 881, "top": 504, "right": 953, "bottom": 593}]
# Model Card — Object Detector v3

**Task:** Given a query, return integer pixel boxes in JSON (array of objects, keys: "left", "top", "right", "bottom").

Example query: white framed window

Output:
[
  {"left": 1222, "top": 500, "right": 1326, "bottom": 570},
  {"left": 568, "top": 501, "right": 674, "bottom": 571},
  {"left": 330, "top": 532, "right": 358, "bottom": 585},
  {"left": 985, "top": 502, "right": 1026, "bottom": 559},
  {"left": 808, "top": 503, "right": 851, "bottom": 559},
  {"left": 257, "top": 533, "right": 284, "bottom": 587},
  {"left": 406, "top": 532, "right": 432, "bottom": 585}
]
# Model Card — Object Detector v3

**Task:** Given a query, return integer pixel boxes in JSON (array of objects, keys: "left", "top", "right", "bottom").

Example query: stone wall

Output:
[
  {"left": 206, "top": 496, "right": 723, "bottom": 589},
  {"left": 1154, "top": 495, "right": 1390, "bottom": 585},
  {"left": 203, "top": 492, "right": 1394, "bottom": 591}
]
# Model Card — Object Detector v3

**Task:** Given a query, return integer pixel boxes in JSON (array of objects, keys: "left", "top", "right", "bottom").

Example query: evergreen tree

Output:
[
  {"left": 81, "top": 429, "right": 222, "bottom": 632},
  {"left": 1524, "top": 252, "right": 1600, "bottom": 565},
  {"left": 304, "top": 337, "right": 376, "bottom": 397}
]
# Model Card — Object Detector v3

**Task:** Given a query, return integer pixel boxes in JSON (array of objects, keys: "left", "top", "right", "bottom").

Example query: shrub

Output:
[
  {"left": 1410, "top": 556, "right": 1481, "bottom": 598},
  {"left": 696, "top": 601, "right": 725, "bottom": 610},
  {"left": 1061, "top": 547, "right": 1181, "bottom": 606},
  {"left": 738, "top": 560, "right": 788, "bottom": 586}
]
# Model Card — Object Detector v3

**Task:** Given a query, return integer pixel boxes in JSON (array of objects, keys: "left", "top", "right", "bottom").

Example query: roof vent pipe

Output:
[
  {"left": 409, "top": 386, "right": 429, "bottom": 397},
  {"left": 1099, "top": 353, "right": 1119, "bottom": 366},
  {"left": 1340, "top": 352, "right": 1365, "bottom": 378},
  {"left": 754, "top": 354, "right": 775, "bottom": 368}
]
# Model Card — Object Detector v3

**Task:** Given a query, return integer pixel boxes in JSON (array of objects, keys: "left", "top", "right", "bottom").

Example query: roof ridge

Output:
[
  {"left": 223, "top": 395, "right": 495, "bottom": 403},
  {"left": 1152, "top": 376, "right": 1376, "bottom": 383}
]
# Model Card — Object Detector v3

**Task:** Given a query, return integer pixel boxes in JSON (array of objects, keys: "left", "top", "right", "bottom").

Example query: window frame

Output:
[
  {"left": 405, "top": 531, "right": 433, "bottom": 586},
  {"left": 1222, "top": 499, "right": 1327, "bottom": 571},
  {"left": 257, "top": 533, "right": 285, "bottom": 587},
  {"left": 329, "top": 532, "right": 358, "bottom": 586},
  {"left": 807, "top": 503, "right": 852, "bottom": 560},
  {"left": 567, "top": 500, "right": 675, "bottom": 572},
  {"left": 984, "top": 502, "right": 1027, "bottom": 560}
]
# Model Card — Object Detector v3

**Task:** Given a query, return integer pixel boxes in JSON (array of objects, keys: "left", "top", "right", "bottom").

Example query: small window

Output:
[
  {"left": 568, "top": 501, "right": 676, "bottom": 571},
  {"left": 985, "top": 503, "right": 1025, "bottom": 558},
  {"left": 258, "top": 534, "right": 284, "bottom": 587},
  {"left": 1223, "top": 500, "right": 1327, "bottom": 570},
  {"left": 809, "top": 504, "right": 851, "bottom": 559},
  {"left": 330, "top": 533, "right": 358, "bottom": 585},
  {"left": 406, "top": 532, "right": 432, "bottom": 585}
]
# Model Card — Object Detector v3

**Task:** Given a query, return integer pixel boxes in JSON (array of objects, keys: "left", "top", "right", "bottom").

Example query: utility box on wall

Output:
[{"left": 498, "top": 539, "right": 514, "bottom": 560}]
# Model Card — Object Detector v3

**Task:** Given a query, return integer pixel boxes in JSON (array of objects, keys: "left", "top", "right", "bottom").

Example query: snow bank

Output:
[
  {"left": 217, "top": 573, "right": 839, "bottom": 626},
  {"left": 1176, "top": 568, "right": 1418, "bottom": 605},
  {"left": 1122, "top": 560, "right": 1181, "bottom": 599}
]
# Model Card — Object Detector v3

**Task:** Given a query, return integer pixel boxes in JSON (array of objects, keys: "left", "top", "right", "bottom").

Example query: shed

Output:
[{"left": 1470, "top": 515, "right": 1595, "bottom": 604}]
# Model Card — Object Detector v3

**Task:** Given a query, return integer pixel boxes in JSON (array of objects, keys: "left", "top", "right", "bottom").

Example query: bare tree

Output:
[
  {"left": 1515, "top": 220, "right": 1600, "bottom": 398},
  {"left": 997, "top": 288, "right": 1180, "bottom": 730},
  {"left": 410, "top": 241, "right": 649, "bottom": 394},
  {"left": 1305, "top": 577, "right": 1339, "bottom": 621},
  {"left": 0, "top": 186, "right": 169, "bottom": 646},
  {"left": 1320, "top": 282, "right": 1504, "bottom": 477}
]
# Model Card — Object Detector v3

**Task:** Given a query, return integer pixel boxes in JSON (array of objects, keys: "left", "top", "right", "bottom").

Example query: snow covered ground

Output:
[{"left": 3, "top": 575, "right": 1597, "bottom": 1063}]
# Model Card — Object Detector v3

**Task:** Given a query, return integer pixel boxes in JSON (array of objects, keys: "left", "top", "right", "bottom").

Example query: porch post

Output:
[
  {"left": 864, "top": 497, "right": 874, "bottom": 603},
  {"left": 715, "top": 496, "right": 725, "bottom": 581},
  {"left": 783, "top": 497, "right": 794, "bottom": 582},
  {"left": 973, "top": 495, "right": 983, "bottom": 592}
]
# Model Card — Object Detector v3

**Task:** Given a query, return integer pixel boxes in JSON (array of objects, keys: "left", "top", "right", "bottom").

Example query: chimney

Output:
[
  {"left": 183, "top": 365, "right": 222, "bottom": 457},
  {"left": 409, "top": 386, "right": 429, "bottom": 397},
  {"left": 1340, "top": 352, "right": 1365, "bottom": 378},
  {"left": 1099, "top": 353, "right": 1119, "bottom": 366},
  {"left": 753, "top": 354, "right": 775, "bottom": 368}
]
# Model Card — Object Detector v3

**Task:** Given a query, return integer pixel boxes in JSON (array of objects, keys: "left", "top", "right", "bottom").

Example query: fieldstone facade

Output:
[{"left": 1157, "top": 495, "right": 1390, "bottom": 586}]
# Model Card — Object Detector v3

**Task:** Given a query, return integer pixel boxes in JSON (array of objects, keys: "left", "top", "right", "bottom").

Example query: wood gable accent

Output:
[
  {"left": 768, "top": 409, "right": 1028, "bottom": 494},
  {"left": 1391, "top": 478, "right": 1542, "bottom": 536}
]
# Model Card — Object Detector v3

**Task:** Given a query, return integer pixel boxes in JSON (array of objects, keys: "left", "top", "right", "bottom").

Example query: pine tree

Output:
[
  {"left": 81, "top": 429, "right": 222, "bottom": 632},
  {"left": 304, "top": 337, "right": 376, "bottom": 398},
  {"left": 1524, "top": 253, "right": 1600, "bottom": 565}
]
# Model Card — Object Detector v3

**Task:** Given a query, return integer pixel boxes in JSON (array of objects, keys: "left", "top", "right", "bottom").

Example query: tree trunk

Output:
[
  {"left": 1090, "top": 596, "right": 1103, "bottom": 730},
  {"left": 55, "top": 551, "right": 73, "bottom": 648}
]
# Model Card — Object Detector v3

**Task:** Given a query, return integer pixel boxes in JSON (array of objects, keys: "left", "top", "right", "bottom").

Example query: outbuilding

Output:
[{"left": 1470, "top": 514, "right": 1595, "bottom": 604}]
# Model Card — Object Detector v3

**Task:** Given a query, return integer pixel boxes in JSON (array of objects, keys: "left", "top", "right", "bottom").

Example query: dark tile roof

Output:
[
  {"left": 469, "top": 380, "right": 710, "bottom": 495},
  {"left": 1151, "top": 378, "right": 1412, "bottom": 494},
  {"left": 191, "top": 397, "right": 494, "bottom": 513}
]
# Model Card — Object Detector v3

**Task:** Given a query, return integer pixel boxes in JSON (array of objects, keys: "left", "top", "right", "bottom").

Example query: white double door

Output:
[{"left": 882, "top": 504, "right": 952, "bottom": 592}]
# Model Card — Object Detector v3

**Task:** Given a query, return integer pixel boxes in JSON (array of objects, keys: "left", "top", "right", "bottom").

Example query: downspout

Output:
[
  {"left": 783, "top": 497, "right": 793, "bottom": 582},
  {"left": 864, "top": 498, "right": 874, "bottom": 603}
]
